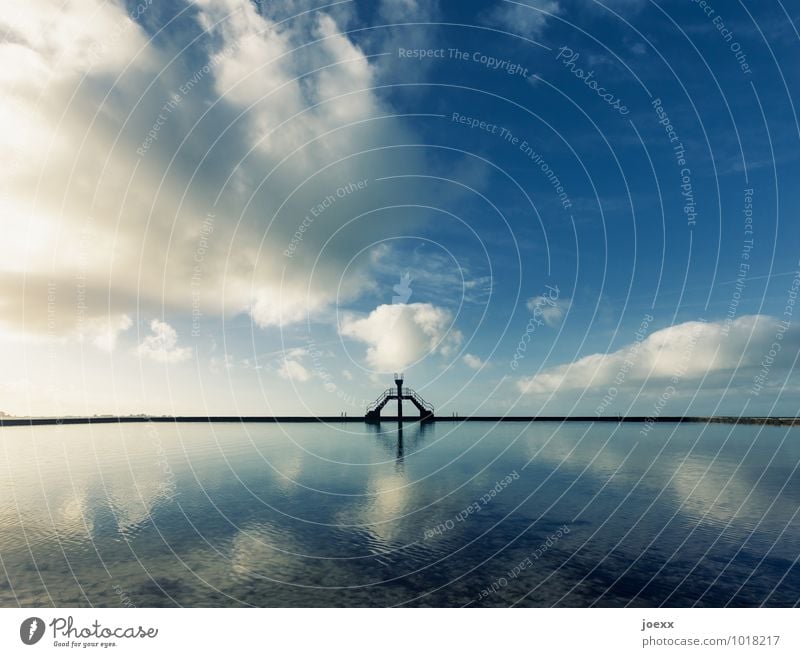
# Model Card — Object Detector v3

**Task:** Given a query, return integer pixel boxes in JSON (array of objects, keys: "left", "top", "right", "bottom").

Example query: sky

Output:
[{"left": 1, "top": 0, "right": 799, "bottom": 417}]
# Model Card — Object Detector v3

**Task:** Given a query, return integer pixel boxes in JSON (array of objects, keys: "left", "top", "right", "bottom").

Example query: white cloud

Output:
[
  {"left": 0, "top": 0, "right": 428, "bottom": 348},
  {"left": 209, "top": 353, "right": 236, "bottom": 373},
  {"left": 195, "top": 0, "right": 378, "bottom": 162},
  {"left": 137, "top": 320, "right": 192, "bottom": 364},
  {"left": 249, "top": 286, "right": 330, "bottom": 328},
  {"left": 0, "top": 0, "right": 485, "bottom": 417},
  {"left": 339, "top": 303, "right": 462, "bottom": 371},
  {"left": 518, "top": 315, "right": 798, "bottom": 395},
  {"left": 463, "top": 353, "right": 485, "bottom": 370},
  {"left": 484, "top": 1, "right": 560, "bottom": 38},
  {"left": 526, "top": 294, "right": 570, "bottom": 328},
  {"left": 369, "top": 243, "right": 493, "bottom": 306},
  {"left": 278, "top": 359, "right": 312, "bottom": 382},
  {"left": 82, "top": 314, "right": 133, "bottom": 352},
  {"left": 378, "top": 0, "right": 436, "bottom": 21},
  {"left": 0, "top": 0, "right": 153, "bottom": 79}
]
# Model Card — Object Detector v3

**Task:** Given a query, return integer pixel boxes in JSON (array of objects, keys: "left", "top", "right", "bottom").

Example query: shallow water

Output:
[{"left": 0, "top": 421, "right": 798, "bottom": 607}]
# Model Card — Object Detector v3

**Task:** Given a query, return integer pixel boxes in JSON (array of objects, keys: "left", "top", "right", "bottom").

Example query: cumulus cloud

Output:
[
  {"left": 0, "top": 0, "right": 430, "bottom": 347},
  {"left": 195, "top": 0, "right": 379, "bottom": 161},
  {"left": 463, "top": 353, "right": 485, "bottom": 369},
  {"left": 484, "top": 0, "right": 560, "bottom": 38},
  {"left": 339, "top": 303, "right": 462, "bottom": 371},
  {"left": 137, "top": 320, "right": 192, "bottom": 364},
  {"left": 518, "top": 315, "right": 797, "bottom": 394},
  {"left": 0, "top": 0, "right": 500, "bottom": 415}
]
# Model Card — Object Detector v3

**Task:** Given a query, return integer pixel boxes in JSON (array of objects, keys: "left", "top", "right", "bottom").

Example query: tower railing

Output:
[
  {"left": 366, "top": 388, "right": 395, "bottom": 413},
  {"left": 402, "top": 388, "right": 434, "bottom": 412},
  {"left": 364, "top": 387, "right": 434, "bottom": 414}
]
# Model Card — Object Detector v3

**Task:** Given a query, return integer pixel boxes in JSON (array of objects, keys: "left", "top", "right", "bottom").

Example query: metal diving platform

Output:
[{"left": 365, "top": 373, "right": 434, "bottom": 424}]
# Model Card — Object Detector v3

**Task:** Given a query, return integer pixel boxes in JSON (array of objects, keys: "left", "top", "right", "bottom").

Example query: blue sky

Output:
[{"left": 1, "top": 0, "right": 799, "bottom": 416}]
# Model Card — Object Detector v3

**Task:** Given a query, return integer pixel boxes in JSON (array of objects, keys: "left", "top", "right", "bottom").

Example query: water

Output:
[{"left": 1, "top": 421, "right": 798, "bottom": 607}]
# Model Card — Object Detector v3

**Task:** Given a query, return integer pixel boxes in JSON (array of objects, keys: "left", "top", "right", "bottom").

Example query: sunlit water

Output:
[{"left": 1, "top": 421, "right": 798, "bottom": 607}]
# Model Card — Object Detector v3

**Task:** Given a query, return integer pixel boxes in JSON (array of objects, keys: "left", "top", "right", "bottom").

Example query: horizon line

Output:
[{"left": 1, "top": 415, "right": 799, "bottom": 427}]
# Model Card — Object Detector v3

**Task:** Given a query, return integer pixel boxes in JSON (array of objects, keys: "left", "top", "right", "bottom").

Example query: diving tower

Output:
[{"left": 364, "top": 374, "right": 434, "bottom": 424}]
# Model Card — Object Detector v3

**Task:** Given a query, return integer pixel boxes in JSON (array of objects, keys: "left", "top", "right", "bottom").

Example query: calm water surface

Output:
[{"left": 1, "top": 421, "right": 798, "bottom": 607}]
